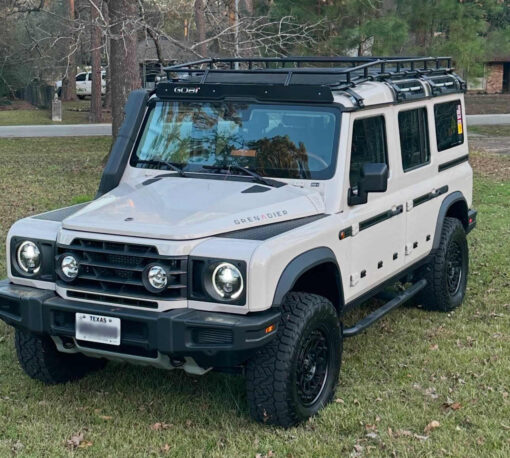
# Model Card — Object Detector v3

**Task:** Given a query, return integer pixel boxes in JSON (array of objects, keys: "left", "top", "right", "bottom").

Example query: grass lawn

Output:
[
  {"left": 465, "top": 93, "right": 510, "bottom": 115},
  {"left": 469, "top": 125, "right": 510, "bottom": 137},
  {"left": 0, "top": 139, "right": 509, "bottom": 457},
  {"left": 0, "top": 100, "right": 110, "bottom": 126}
]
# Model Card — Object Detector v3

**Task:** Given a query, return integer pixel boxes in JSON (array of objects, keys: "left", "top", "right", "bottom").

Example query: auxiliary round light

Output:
[
  {"left": 212, "top": 263, "right": 244, "bottom": 300},
  {"left": 17, "top": 241, "right": 41, "bottom": 274},
  {"left": 147, "top": 265, "right": 168, "bottom": 291},
  {"left": 61, "top": 255, "right": 79, "bottom": 280}
]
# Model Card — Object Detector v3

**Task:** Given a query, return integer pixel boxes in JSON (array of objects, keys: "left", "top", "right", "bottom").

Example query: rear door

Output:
[{"left": 401, "top": 99, "right": 467, "bottom": 265}]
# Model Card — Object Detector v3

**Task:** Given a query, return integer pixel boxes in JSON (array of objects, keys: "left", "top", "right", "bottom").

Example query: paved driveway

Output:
[
  {"left": 0, "top": 114, "right": 508, "bottom": 139},
  {"left": 0, "top": 124, "right": 111, "bottom": 138}
]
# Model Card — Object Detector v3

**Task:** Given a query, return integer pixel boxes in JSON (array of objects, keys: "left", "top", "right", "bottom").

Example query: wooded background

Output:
[{"left": 1, "top": 0, "right": 510, "bottom": 136}]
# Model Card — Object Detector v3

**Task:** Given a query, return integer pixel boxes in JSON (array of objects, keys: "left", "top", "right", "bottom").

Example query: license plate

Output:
[{"left": 75, "top": 313, "right": 121, "bottom": 346}]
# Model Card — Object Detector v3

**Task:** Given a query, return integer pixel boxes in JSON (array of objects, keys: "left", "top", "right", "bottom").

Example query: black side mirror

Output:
[{"left": 348, "top": 163, "right": 388, "bottom": 206}]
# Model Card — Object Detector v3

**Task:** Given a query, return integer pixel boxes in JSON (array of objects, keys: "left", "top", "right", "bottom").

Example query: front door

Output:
[{"left": 345, "top": 113, "right": 406, "bottom": 302}]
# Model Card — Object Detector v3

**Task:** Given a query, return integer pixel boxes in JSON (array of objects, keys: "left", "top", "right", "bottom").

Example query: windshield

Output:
[{"left": 131, "top": 101, "right": 340, "bottom": 180}]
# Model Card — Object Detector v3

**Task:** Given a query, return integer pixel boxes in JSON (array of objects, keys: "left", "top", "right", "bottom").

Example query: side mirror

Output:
[{"left": 348, "top": 163, "right": 388, "bottom": 206}]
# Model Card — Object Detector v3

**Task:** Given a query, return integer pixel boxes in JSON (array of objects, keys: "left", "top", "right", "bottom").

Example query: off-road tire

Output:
[
  {"left": 246, "top": 292, "right": 342, "bottom": 427},
  {"left": 15, "top": 328, "right": 106, "bottom": 384},
  {"left": 417, "top": 217, "right": 468, "bottom": 312}
]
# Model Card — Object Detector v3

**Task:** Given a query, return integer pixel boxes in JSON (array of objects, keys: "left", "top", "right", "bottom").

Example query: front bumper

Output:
[{"left": 0, "top": 280, "right": 280, "bottom": 368}]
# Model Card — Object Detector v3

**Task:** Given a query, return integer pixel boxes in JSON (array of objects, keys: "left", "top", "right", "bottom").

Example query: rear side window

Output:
[
  {"left": 349, "top": 116, "right": 387, "bottom": 186},
  {"left": 398, "top": 108, "right": 430, "bottom": 172},
  {"left": 434, "top": 101, "right": 464, "bottom": 151},
  {"left": 76, "top": 73, "right": 86, "bottom": 82}
]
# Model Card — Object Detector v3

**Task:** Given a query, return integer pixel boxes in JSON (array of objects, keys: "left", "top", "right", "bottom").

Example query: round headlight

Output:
[
  {"left": 146, "top": 265, "right": 168, "bottom": 291},
  {"left": 61, "top": 255, "right": 79, "bottom": 280},
  {"left": 17, "top": 241, "right": 41, "bottom": 274},
  {"left": 212, "top": 263, "right": 244, "bottom": 300}
]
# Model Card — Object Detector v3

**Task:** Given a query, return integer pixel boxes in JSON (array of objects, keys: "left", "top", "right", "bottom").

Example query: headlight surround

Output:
[
  {"left": 16, "top": 241, "right": 41, "bottom": 275},
  {"left": 190, "top": 258, "right": 247, "bottom": 305},
  {"left": 10, "top": 238, "right": 55, "bottom": 281}
]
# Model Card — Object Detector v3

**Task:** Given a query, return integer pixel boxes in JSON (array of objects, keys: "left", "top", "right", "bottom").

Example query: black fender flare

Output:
[
  {"left": 272, "top": 247, "right": 344, "bottom": 308},
  {"left": 432, "top": 191, "right": 468, "bottom": 250},
  {"left": 96, "top": 89, "right": 150, "bottom": 197}
]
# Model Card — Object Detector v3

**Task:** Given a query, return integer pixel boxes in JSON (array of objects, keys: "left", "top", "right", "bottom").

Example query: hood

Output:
[{"left": 62, "top": 177, "right": 325, "bottom": 240}]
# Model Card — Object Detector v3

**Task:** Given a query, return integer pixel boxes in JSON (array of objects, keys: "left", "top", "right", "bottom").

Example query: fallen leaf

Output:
[
  {"left": 335, "top": 398, "right": 345, "bottom": 404},
  {"left": 66, "top": 432, "right": 91, "bottom": 450},
  {"left": 429, "top": 344, "right": 439, "bottom": 351},
  {"left": 366, "top": 432, "right": 379, "bottom": 440},
  {"left": 424, "top": 420, "right": 440, "bottom": 434},
  {"left": 395, "top": 429, "right": 412, "bottom": 437},
  {"left": 99, "top": 415, "right": 113, "bottom": 421},
  {"left": 78, "top": 441, "right": 93, "bottom": 449},
  {"left": 150, "top": 422, "right": 172, "bottom": 431},
  {"left": 161, "top": 444, "right": 171, "bottom": 453},
  {"left": 413, "top": 434, "right": 429, "bottom": 441}
]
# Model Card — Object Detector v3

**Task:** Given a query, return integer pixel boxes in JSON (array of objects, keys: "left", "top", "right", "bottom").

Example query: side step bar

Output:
[{"left": 343, "top": 279, "right": 428, "bottom": 338}]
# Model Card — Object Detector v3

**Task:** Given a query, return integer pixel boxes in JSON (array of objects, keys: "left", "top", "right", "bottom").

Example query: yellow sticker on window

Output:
[{"left": 457, "top": 121, "right": 463, "bottom": 135}]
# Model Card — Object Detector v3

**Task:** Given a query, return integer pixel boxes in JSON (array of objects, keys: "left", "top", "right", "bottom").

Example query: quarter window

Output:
[
  {"left": 398, "top": 108, "right": 430, "bottom": 172},
  {"left": 434, "top": 101, "right": 464, "bottom": 151},
  {"left": 349, "top": 116, "right": 388, "bottom": 187}
]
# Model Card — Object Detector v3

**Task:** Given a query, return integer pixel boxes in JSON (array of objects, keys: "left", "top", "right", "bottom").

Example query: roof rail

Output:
[{"left": 163, "top": 56, "right": 455, "bottom": 88}]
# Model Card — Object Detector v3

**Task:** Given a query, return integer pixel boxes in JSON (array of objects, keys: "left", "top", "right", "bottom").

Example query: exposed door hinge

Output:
[
  {"left": 406, "top": 200, "right": 414, "bottom": 212},
  {"left": 405, "top": 243, "right": 413, "bottom": 256},
  {"left": 351, "top": 223, "right": 360, "bottom": 237},
  {"left": 350, "top": 273, "right": 360, "bottom": 287}
]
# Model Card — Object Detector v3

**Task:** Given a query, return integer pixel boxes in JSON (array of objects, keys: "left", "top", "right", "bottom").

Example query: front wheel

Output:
[
  {"left": 417, "top": 217, "right": 469, "bottom": 312},
  {"left": 246, "top": 292, "right": 342, "bottom": 427},
  {"left": 15, "top": 328, "right": 106, "bottom": 384}
]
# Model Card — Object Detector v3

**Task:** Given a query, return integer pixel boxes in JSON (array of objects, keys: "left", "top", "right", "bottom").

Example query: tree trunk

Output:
[
  {"left": 62, "top": 0, "right": 77, "bottom": 101},
  {"left": 242, "top": 0, "right": 253, "bottom": 15},
  {"left": 194, "top": 0, "right": 207, "bottom": 57},
  {"left": 109, "top": 0, "right": 140, "bottom": 139},
  {"left": 89, "top": 0, "right": 102, "bottom": 123},
  {"left": 103, "top": 0, "right": 111, "bottom": 109}
]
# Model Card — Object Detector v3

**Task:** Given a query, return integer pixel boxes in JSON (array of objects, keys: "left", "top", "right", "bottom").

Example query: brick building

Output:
[{"left": 485, "top": 58, "right": 510, "bottom": 94}]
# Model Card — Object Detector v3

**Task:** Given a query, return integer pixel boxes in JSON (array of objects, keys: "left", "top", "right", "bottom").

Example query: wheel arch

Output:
[
  {"left": 272, "top": 247, "right": 344, "bottom": 313},
  {"left": 433, "top": 191, "right": 469, "bottom": 250}
]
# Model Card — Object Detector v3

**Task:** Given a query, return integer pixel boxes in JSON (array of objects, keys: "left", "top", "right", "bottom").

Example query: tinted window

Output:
[
  {"left": 398, "top": 108, "right": 430, "bottom": 171},
  {"left": 434, "top": 101, "right": 464, "bottom": 151},
  {"left": 76, "top": 73, "right": 86, "bottom": 82},
  {"left": 132, "top": 102, "right": 340, "bottom": 180},
  {"left": 350, "top": 116, "right": 387, "bottom": 186}
]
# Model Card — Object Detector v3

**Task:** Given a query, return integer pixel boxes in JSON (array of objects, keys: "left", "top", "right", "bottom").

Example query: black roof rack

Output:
[{"left": 159, "top": 56, "right": 465, "bottom": 107}]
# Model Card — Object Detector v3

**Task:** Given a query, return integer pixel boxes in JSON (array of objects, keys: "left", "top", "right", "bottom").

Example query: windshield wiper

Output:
[
  {"left": 137, "top": 159, "right": 186, "bottom": 177},
  {"left": 202, "top": 164, "right": 279, "bottom": 187}
]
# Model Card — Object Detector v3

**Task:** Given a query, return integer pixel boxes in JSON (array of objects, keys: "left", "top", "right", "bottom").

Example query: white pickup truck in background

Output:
[{"left": 56, "top": 71, "right": 106, "bottom": 99}]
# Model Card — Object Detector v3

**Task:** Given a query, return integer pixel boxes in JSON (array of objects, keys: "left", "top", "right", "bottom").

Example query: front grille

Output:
[{"left": 57, "top": 239, "right": 187, "bottom": 305}]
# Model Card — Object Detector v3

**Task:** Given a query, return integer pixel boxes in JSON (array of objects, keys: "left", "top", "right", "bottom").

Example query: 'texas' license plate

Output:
[{"left": 75, "top": 313, "right": 121, "bottom": 346}]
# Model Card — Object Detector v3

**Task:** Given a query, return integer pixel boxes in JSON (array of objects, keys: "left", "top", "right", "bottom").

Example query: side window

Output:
[
  {"left": 434, "top": 101, "right": 464, "bottom": 151},
  {"left": 76, "top": 73, "right": 86, "bottom": 82},
  {"left": 398, "top": 108, "right": 430, "bottom": 172},
  {"left": 349, "top": 116, "right": 387, "bottom": 187}
]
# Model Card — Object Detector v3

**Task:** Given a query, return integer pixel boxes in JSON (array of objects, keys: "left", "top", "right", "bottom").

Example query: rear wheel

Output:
[
  {"left": 417, "top": 217, "right": 468, "bottom": 312},
  {"left": 15, "top": 328, "right": 106, "bottom": 384},
  {"left": 246, "top": 292, "right": 342, "bottom": 427}
]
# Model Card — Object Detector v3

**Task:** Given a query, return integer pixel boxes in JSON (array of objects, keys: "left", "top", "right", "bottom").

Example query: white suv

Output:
[{"left": 0, "top": 57, "right": 476, "bottom": 427}]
